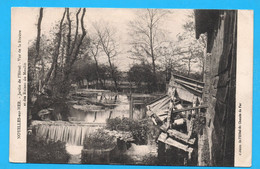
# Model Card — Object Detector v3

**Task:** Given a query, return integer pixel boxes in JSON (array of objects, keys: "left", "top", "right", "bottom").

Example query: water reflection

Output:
[{"left": 69, "top": 94, "right": 146, "bottom": 123}]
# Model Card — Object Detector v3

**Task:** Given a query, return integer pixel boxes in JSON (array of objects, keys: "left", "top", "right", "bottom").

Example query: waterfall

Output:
[{"left": 34, "top": 124, "right": 101, "bottom": 146}]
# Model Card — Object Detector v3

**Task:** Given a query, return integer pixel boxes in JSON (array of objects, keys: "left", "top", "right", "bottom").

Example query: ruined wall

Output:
[{"left": 202, "top": 10, "right": 237, "bottom": 166}]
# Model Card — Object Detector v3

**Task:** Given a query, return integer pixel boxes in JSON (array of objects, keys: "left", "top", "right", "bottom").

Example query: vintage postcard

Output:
[{"left": 10, "top": 8, "right": 253, "bottom": 167}]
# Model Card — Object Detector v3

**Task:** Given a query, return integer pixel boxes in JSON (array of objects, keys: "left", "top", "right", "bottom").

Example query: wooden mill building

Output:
[
  {"left": 195, "top": 10, "right": 237, "bottom": 166},
  {"left": 147, "top": 10, "right": 237, "bottom": 166}
]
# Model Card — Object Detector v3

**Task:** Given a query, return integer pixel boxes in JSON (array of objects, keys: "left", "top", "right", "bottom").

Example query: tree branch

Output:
[
  {"left": 69, "top": 8, "right": 81, "bottom": 56},
  {"left": 69, "top": 8, "right": 86, "bottom": 66}
]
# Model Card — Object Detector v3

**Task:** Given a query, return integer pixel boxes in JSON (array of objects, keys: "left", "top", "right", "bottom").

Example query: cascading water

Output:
[{"left": 34, "top": 123, "right": 101, "bottom": 146}]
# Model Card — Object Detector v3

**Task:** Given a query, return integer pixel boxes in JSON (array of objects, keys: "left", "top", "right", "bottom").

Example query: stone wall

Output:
[{"left": 201, "top": 10, "right": 237, "bottom": 166}]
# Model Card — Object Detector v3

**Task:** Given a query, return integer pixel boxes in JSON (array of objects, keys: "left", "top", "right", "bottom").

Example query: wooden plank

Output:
[
  {"left": 157, "top": 105, "right": 208, "bottom": 118},
  {"left": 167, "top": 129, "right": 196, "bottom": 145},
  {"left": 157, "top": 132, "right": 168, "bottom": 143},
  {"left": 131, "top": 94, "right": 159, "bottom": 98},
  {"left": 165, "top": 137, "right": 188, "bottom": 151},
  {"left": 158, "top": 105, "right": 208, "bottom": 117},
  {"left": 160, "top": 124, "right": 196, "bottom": 145},
  {"left": 179, "top": 83, "right": 203, "bottom": 94},
  {"left": 160, "top": 124, "right": 168, "bottom": 132},
  {"left": 76, "top": 89, "right": 111, "bottom": 93},
  {"left": 175, "top": 79, "right": 204, "bottom": 89},
  {"left": 165, "top": 137, "right": 194, "bottom": 153},
  {"left": 146, "top": 95, "right": 168, "bottom": 106},
  {"left": 172, "top": 73, "right": 204, "bottom": 85},
  {"left": 172, "top": 105, "right": 207, "bottom": 113},
  {"left": 133, "top": 103, "right": 145, "bottom": 105}
]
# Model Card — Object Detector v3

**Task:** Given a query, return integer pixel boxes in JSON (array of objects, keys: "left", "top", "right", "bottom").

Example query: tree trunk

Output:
[
  {"left": 65, "top": 8, "right": 72, "bottom": 63},
  {"left": 149, "top": 20, "right": 158, "bottom": 92},
  {"left": 188, "top": 57, "right": 191, "bottom": 77},
  {"left": 93, "top": 54, "right": 104, "bottom": 88},
  {"left": 44, "top": 9, "right": 66, "bottom": 86},
  {"left": 35, "top": 8, "right": 43, "bottom": 92},
  {"left": 35, "top": 8, "right": 43, "bottom": 65},
  {"left": 28, "top": 8, "right": 44, "bottom": 124},
  {"left": 69, "top": 8, "right": 81, "bottom": 56},
  {"left": 107, "top": 56, "right": 118, "bottom": 91},
  {"left": 63, "top": 8, "right": 86, "bottom": 82},
  {"left": 201, "top": 60, "right": 205, "bottom": 81}
]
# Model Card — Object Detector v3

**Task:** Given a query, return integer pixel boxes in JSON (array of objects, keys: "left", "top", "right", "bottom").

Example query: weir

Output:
[{"left": 33, "top": 123, "right": 102, "bottom": 146}]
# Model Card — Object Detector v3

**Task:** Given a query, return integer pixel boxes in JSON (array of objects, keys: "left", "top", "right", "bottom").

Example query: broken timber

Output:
[
  {"left": 158, "top": 133, "right": 193, "bottom": 154},
  {"left": 157, "top": 105, "right": 208, "bottom": 117},
  {"left": 147, "top": 74, "right": 207, "bottom": 164},
  {"left": 160, "top": 124, "right": 196, "bottom": 145}
]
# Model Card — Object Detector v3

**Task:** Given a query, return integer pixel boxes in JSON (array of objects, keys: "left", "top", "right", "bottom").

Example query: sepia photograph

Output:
[{"left": 9, "top": 8, "right": 252, "bottom": 167}]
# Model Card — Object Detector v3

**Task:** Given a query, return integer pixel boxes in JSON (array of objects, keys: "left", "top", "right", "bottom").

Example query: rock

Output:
[{"left": 37, "top": 109, "right": 52, "bottom": 121}]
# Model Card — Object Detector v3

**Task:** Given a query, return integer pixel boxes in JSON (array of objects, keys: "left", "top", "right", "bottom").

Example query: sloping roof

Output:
[
  {"left": 170, "top": 74, "right": 204, "bottom": 97},
  {"left": 195, "top": 10, "right": 220, "bottom": 52}
]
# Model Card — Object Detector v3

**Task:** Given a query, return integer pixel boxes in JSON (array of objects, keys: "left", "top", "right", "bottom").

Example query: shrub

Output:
[
  {"left": 27, "top": 135, "right": 70, "bottom": 163},
  {"left": 142, "top": 154, "right": 160, "bottom": 165},
  {"left": 106, "top": 117, "right": 122, "bottom": 131},
  {"left": 83, "top": 129, "right": 116, "bottom": 149},
  {"left": 106, "top": 117, "right": 149, "bottom": 145}
]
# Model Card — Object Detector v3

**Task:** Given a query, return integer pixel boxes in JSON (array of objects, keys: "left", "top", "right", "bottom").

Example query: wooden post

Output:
[
  {"left": 167, "top": 100, "right": 173, "bottom": 129},
  {"left": 198, "top": 34, "right": 211, "bottom": 166},
  {"left": 129, "top": 93, "right": 133, "bottom": 119},
  {"left": 158, "top": 141, "right": 166, "bottom": 165},
  {"left": 167, "top": 89, "right": 175, "bottom": 129}
]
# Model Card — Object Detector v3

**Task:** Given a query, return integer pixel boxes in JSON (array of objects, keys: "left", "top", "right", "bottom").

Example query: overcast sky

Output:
[{"left": 17, "top": 8, "right": 193, "bottom": 71}]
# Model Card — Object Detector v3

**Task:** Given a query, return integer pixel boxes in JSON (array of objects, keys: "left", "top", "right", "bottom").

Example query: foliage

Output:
[
  {"left": 71, "top": 59, "right": 121, "bottom": 90},
  {"left": 128, "top": 63, "right": 166, "bottom": 92},
  {"left": 128, "top": 63, "right": 154, "bottom": 90},
  {"left": 27, "top": 135, "right": 70, "bottom": 163},
  {"left": 71, "top": 58, "right": 97, "bottom": 87},
  {"left": 83, "top": 129, "right": 116, "bottom": 149},
  {"left": 106, "top": 117, "right": 149, "bottom": 145},
  {"left": 142, "top": 154, "right": 160, "bottom": 165}
]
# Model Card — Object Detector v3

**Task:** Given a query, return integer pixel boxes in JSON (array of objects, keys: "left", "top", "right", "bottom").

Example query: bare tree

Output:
[
  {"left": 93, "top": 23, "right": 119, "bottom": 91},
  {"left": 128, "top": 9, "right": 170, "bottom": 90},
  {"left": 129, "top": 9, "right": 170, "bottom": 74},
  {"left": 176, "top": 11, "right": 206, "bottom": 78},
  {"left": 88, "top": 36, "right": 104, "bottom": 87},
  {"left": 157, "top": 42, "right": 185, "bottom": 79},
  {"left": 42, "top": 8, "right": 87, "bottom": 96},
  {"left": 63, "top": 8, "right": 87, "bottom": 73}
]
